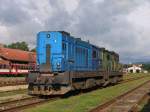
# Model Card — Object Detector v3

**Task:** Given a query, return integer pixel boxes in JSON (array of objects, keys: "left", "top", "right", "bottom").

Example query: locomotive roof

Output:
[
  {"left": 38, "top": 31, "right": 119, "bottom": 55},
  {"left": 39, "top": 31, "right": 70, "bottom": 36}
]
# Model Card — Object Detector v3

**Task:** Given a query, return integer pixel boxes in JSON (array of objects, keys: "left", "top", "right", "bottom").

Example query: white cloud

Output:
[
  {"left": 0, "top": 25, "right": 10, "bottom": 43},
  {"left": 127, "top": 2, "right": 150, "bottom": 56},
  {"left": 0, "top": 0, "right": 150, "bottom": 63},
  {"left": 62, "top": 0, "right": 79, "bottom": 14}
]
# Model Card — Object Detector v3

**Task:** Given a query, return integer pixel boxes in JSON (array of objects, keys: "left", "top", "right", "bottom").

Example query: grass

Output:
[
  {"left": 123, "top": 73, "right": 150, "bottom": 80},
  {"left": 0, "top": 89, "right": 27, "bottom": 97},
  {"left": 24, "top": 75, "right": 150, "bottom": 112},
  {"left": 139, "top": 97, "right": 150, "bottom": 112}
]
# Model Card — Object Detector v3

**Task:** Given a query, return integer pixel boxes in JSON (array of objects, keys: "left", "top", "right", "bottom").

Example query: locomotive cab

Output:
[
  {"left": 28, "top": 31, "right": 72, "bottom": 95},
  {"left": 37, "top": 31, "right": 64, "bottom": 73}
]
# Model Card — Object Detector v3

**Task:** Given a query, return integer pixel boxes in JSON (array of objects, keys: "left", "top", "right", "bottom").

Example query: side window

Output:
[
  {"left": 62, "top": 43, "right": 66, "bottom": 51},
  {"left": 4, "top": 64, "right": 6, "bottom": 68},
  {"left": 107, "top": 54, "right": 110, "bottom": 60},
  {"left": 85, "top": 49, "right": 88, "bottom": 65},
  {"left": 71, "top": 44, "right": 74, "bottom": 56},
  {"left": 92, "top": 50, "right": 97, "bottom": 58}
]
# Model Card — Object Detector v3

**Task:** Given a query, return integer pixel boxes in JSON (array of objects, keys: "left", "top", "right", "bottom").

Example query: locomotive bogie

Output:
[{"left": 28, "top": 71, "right": 122, "bottom": 95}]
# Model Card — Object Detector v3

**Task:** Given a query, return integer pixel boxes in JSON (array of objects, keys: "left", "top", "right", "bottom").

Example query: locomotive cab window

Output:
[{"left": 92, "top": 50, "right": 97, "bottom": 58}]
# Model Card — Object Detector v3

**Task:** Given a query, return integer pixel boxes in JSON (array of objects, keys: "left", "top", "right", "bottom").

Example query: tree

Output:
[
  {"left": 5, "top": 41, "right": 29, "bottom": 51},
  {"left": 143, "top": 64, "right": 150, "bottom": 71},
  {"left": 30, "top": 48, "right": 36, "bottom": 52}
]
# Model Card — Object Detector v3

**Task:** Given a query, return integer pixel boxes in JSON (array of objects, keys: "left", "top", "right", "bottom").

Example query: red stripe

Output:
[{"left": 0, "top": 72, "right": 28, "bottom": 75}]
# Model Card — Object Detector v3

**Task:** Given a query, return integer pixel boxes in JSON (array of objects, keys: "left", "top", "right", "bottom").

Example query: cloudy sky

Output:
[{"left": 0, "top": 0, "right": 150, "bottom": 63}]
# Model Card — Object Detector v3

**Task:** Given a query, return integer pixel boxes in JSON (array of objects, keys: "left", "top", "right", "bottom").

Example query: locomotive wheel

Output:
[{"left": 85, "top": 79, "right": 96, "bottom": 88}]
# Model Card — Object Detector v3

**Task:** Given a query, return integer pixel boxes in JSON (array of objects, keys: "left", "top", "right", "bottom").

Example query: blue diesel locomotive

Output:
[{"left": 28, "top": 31, "right": 123, "bottom": 95}]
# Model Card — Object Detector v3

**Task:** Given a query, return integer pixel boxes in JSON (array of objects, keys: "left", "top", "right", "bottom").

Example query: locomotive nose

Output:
[{"left": 36, "top": 73, "right": 55, "bottom": 83}]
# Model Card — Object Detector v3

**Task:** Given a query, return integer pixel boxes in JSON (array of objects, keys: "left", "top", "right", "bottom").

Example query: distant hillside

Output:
[
  {"left": 134, "top": 61, "right": 150, "bottom": 64},
  {"left": 120, "top": 56, "right": 150, "bottom": 64}
]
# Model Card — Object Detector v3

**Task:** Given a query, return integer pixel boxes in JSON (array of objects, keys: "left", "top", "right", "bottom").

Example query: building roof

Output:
[
  {"left": 0, "top": 58, "right": 9, "bottom": 65},
  {"left": 0, "top": 47, "right": 36, "bottom": 63}
]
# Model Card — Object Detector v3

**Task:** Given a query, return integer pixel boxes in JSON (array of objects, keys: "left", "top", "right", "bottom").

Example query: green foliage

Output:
[
  {"left": 143, "top": 64, "right": 150, "bottom": 71},
  {"left": 5, "top": 41, "right": 29, "bottom": 51},
  {"left": 30, "top": 48, "right": 36, "bottom": 52}
]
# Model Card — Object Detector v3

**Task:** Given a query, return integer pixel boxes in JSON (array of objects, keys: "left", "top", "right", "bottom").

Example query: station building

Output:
[
  {"left": 0, "top": 46, "right": 36, "bottom": 66},
  {"left": 127, "top": 65, "right": 142, "bottom": 73}
]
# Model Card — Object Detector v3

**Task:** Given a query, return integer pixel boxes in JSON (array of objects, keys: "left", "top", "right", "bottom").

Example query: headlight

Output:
[{"left": 56, "top": 62, "right": 61, "bottom": 68}]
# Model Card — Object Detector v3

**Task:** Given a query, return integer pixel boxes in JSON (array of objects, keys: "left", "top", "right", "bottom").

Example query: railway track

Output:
[
  {"left": 0, "top": 82, "right": 27, "bottom": 87},
  {"left": 0, "top": 75, "right": 146, "bottom": 87},
  {"left": 0, "top": 77, "right": 26, "bottom": 87},
  {"left": 90, "top": 79, "right": 150, "bottom": 112},
  {"left": 0, "top": 75, "right": 149, "bottom": 112},
  {"left": 0, "top": 96, "right": 59, "bottom": 112},
  {"left": 120, "top": 75, "right": 149, "bottom": 84}
]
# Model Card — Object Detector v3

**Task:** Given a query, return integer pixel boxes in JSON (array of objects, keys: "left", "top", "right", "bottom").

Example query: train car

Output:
[
  {"left": 28, "top": 31, "right": 123, "bottom": 95},
  {"left": 0, "top": 63, "right": 36, "bottom": 75}
]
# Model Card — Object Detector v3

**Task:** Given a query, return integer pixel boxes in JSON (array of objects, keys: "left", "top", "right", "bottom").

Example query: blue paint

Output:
[{"left": 37, "top": 31, "right": 101, "bottom": 72}]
